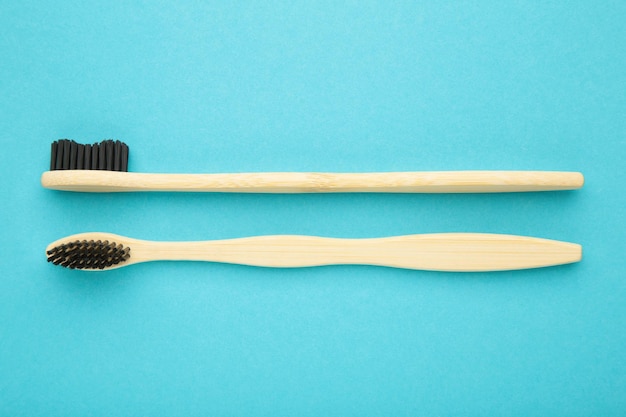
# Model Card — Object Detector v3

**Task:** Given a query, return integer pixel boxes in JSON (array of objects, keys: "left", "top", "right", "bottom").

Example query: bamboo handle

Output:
[
  {"left": 41, "top": 170, "right": 584, "bottom": 193},
  {"left": 129, "top": 233, "right": 581, "bottom": 271}
]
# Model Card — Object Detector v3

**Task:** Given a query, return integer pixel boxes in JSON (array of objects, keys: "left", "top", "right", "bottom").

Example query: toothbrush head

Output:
[
  {"left": 50, "top": 139, "right": 129, "bottom": 171},
  {"left": 46, "top": 239, "right": 131, "bottom": 270}
]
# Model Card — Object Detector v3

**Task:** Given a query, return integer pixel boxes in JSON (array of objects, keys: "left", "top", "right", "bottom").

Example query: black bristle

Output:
[
  {"left": 49, "top": 139, "right": 130, "bottom": 171},
  {"left": 54, "top": 140, "right": 63, "bottom": 170},
  {"left": 91, "top": 143, "right": 99, "bottom": 168},
  {"left": 69, "top": 141, "right": 77, "bottom": 169},
  {"left": 76, "top": 144, "right": 84, "bottom": 169},
  {"left": 84, "top": 144, "right": 91, "bottom": 169},
  {"left": 105, "top": 140, "right": 113, "bottom": 171},
  {"left": 54, "top": 140, "right": 64, "bottom": 170},
  {"left": 121, "top": 143, "right": 129, "bottom": 172},
  {"left": 47, "top": 239, "right": 131, "bottom": 270},
  {"left": 62, "top": 140, "right": 71, "bottom": 169},
  {"left": 113, "top": 140, "right": 121, "bottom": 171},
  {"left": 98, "top": 142, "right": 106, "bottom": 170},
  {"left": 50, "top": 142, "right": 58, "bottom": 170}
]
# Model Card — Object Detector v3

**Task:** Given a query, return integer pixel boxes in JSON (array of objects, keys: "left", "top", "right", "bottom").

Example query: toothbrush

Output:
[
  {"left": 41, "top": 140, "right": 584, "bottom": 193},
  {"left": 46, "top": 232, "right": 582, "bottom": 272}
]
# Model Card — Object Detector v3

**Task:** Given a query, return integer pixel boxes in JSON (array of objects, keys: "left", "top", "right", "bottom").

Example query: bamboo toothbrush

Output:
[
  {"left": 46, "top": 232, "right": 581, "bottom": 272},
  {"left": 41, "top": 139, "right": 584, "bottom": 193}
]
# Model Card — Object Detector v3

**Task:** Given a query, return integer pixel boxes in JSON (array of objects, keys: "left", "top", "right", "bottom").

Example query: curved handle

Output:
[
  {"left": 134, "top": 234, "right": 582, "bottom": 271},
  {"left": 41, "top": 171, "right": 584, "bottom": 192}
]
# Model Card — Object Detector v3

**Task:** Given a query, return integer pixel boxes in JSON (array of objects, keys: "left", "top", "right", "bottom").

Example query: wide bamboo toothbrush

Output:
[
  {"left": 41, "top": 139, "right": 584, "bottom": 193},
  {"left": 46, "top": 232, "right": 581, "bottom": 272}
]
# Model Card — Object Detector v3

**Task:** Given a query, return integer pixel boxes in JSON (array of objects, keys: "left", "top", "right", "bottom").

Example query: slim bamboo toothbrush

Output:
[
  {"left": 46, "top": 232, "right": 581, "bottom": 272},
  {"left": 41, "top": 139, "right": 584, "bottom": 193}
]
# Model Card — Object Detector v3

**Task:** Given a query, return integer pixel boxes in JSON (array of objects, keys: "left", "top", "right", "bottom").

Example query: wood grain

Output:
[{"left": 41, "top": 170, "right": 584, "bottom": 193}]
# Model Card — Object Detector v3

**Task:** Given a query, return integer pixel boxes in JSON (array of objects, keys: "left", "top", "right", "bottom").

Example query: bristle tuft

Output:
[
  {"left": 49, "top": 139, "right": 129, "bottom": 172},
  {"left": 106, "top": 140, "right": 114, "bottom": 170},
  {"left": 50, "top": 142, "right": 58, "bottom": 170},
  {"left": 62, "top": 140, "right": 71, "bottom": 169},
  {"left": 91, "top": 142, "right": 99, "bottom": 169},
  {"left": 114, "top": 140, "right": 121, "bottom": 171},
  {"left": 47, "top": 239, "right": 131, "bottom": 270},
  {"left": 121, "top": 143, "right": 129, "bottom": 172},
  {"left": 84, "top": 144, "right": 91, "bottom": 169},
  {"left": 98, "top": 142, "right": 106, "bottom": 170}
]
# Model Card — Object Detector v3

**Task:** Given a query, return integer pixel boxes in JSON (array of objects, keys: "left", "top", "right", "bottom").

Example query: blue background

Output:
[{"left": 1, "top": 1, "right": 625, "bottom": 415}]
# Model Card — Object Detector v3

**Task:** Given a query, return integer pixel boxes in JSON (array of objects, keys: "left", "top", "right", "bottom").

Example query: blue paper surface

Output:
[{"left": 1, "top": 1, "right": 625, "bottom": 415}]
